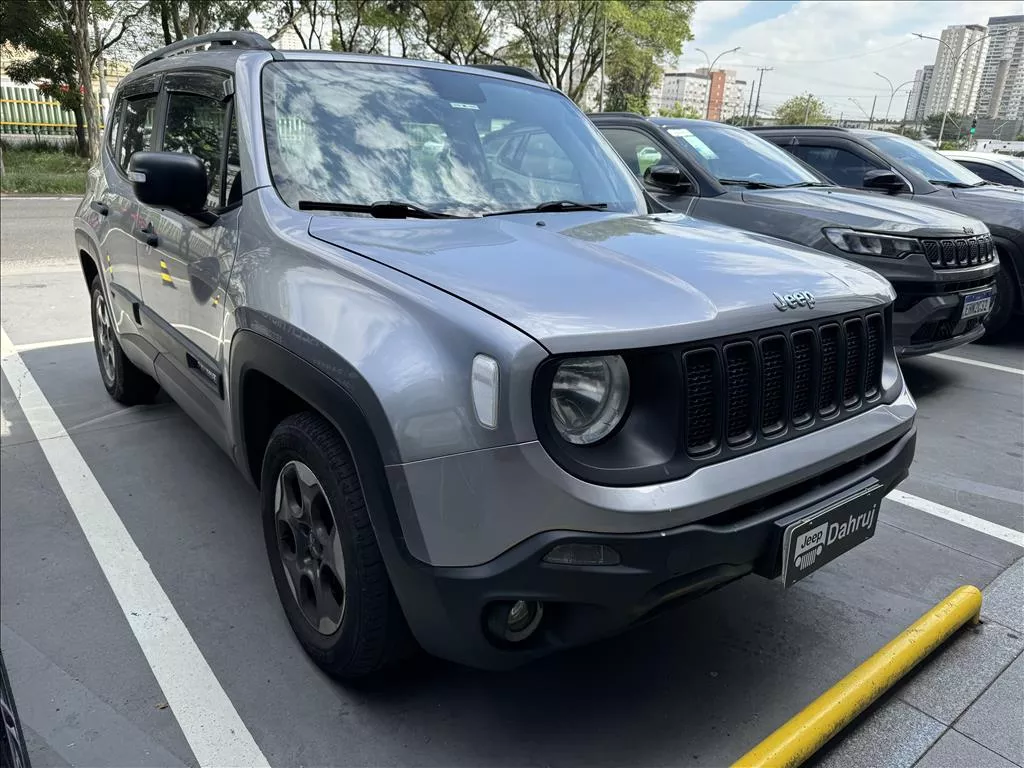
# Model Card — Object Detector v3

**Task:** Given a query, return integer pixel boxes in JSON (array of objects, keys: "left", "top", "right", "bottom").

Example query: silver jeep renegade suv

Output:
[{"left": 74, "top": 32, "right": 917, "bottom": 678}]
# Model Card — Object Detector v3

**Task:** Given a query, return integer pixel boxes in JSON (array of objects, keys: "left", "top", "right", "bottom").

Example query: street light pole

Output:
[
  {"left": 914, "top": 30, "right": 1001, "bottom": 146},
  {"left": 696, "top": 46, "right": 740, "bottom": 120},
  {"left": 751, "top": 66, "right": 772, "bottom": 126},
  {"left": 874, "top": 72, "right": 916, "bottom": 124}
]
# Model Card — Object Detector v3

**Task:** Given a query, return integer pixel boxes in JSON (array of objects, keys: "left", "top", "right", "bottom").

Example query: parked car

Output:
[
  {"left": 590, "top": 114, "right": 998, "bottom": 356},
  {"left": 749, "top": 126, "right": 1024, "bottom": 336},
  {"left": 75, "top": 32, "right": 917, "bottom": 678},
  {"left": 941, "top": 150, "right": 1024, "bottom": 189},
  {"left": 0, "top": 650, "right": 30, "bottom": 768}
]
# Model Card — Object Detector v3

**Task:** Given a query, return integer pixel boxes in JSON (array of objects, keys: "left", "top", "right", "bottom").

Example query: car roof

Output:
[
  {"left": 126, "top": 32, "right": 552, "bottom": 91},
  {"left": 942, "top": 150, "right": 1021, "bottom": 163}
]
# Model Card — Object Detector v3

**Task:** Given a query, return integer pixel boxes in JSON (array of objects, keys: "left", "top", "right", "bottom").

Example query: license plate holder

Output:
[
  {"left": 778, "top": 480, "right": 886, "bottom": 587},
  {"left": 961, "top": 288, "right": 994, "bottom": 320}
]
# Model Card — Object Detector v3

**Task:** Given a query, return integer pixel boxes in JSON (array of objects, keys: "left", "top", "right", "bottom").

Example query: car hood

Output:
[
  {"left": 308, "top": 212, "right": 893, "bottom": 353},
  {"left": 740, "top": 187, "right": 983, "bottom": 235},
  {"left": 923, "top": 185, "right": 1024, "bottom": 235}
]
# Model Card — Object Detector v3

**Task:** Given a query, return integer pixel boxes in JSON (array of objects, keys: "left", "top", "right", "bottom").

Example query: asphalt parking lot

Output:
[{"left": 1, "top": 197, "right": 1022, "bottom": 768}]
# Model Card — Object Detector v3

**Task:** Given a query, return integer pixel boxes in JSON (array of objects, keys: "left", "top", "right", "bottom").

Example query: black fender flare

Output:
[{"left": 227, "top": 316, "right": 426, "bottom": 565}]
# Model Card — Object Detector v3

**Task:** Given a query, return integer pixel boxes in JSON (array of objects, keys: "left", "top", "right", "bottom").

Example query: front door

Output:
[{"left": 137, "top": 72, "right": 237, "bottom": 395}]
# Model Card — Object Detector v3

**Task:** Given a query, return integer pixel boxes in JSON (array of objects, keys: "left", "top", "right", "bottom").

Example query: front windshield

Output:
[
  {"left": 659, "top": 122, "right": 823, "bottom": 186},
  {"left": 261, "top": 61, "right": 646, "bottom": 216},
  {"left": 866, "top": 134, "right": 984, "bottom": 186}
]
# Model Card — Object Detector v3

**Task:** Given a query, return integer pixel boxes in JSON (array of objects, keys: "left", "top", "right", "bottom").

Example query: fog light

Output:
[
  {"left": 486, "top": 600, "right": 544, "bottom": 643},
  {"left": 543, "top": 543, "right": 621, "bottom": 566}
]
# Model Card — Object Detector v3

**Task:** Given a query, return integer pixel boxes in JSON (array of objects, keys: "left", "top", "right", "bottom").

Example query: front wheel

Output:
[
  {"left": 982, "top": 258, "right": 1016, "bottom": 339},
  {"left": 89, "top": 276, "right": 159, "bottom": 404},
  {"left": 261, "top": 412, "right": 413, "bottom": 679}
]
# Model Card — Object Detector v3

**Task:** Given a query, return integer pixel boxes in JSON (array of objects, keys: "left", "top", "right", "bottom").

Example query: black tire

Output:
[
  {"left": 981, "top": 259, "right": 1016, "bottom": 339},
  {"left": 89, "top": 276, "right": 159, "bottom": 405},
  {"left": 260, "top": 411, "right": 412, "bottom": 679}
]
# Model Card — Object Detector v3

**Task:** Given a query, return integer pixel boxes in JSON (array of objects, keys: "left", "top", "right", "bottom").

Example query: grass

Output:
[{"left": 0, "top": 138, "right": 90, "bottom": 195}]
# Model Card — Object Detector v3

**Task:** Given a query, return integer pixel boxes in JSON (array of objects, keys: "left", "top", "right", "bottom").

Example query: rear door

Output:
[{"left": 98, "top": 79, "right": 159, "bottom": 318}]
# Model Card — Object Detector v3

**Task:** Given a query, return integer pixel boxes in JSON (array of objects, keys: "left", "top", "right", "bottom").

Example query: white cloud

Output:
[
  {"left": 679, "top": 0, "right": 1023, "bottom": 119},
  {"left": 691, "top": 1, "right": 753, "bottom": 37}
]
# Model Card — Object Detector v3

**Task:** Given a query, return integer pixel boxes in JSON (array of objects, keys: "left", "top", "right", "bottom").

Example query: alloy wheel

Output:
[
  {"left": 93, "top": 291, "right": 116, "bottom": 383},
  {"left": 274, "top": 460, "right": 346, "bottom": 635}
]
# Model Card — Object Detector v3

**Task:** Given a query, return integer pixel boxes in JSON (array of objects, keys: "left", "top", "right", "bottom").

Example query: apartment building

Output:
[
  {"left": 974, "top": 15, "right": 1024, "bottom": 120},
  {"left": 904, "top": 65, "right": 933, "bottom": 122},
  {"left": 652, "top": 68, "right": 746, "bottom": 119},
  {"left": 925, "top": 24, "right": 988, "bottom": 117}
]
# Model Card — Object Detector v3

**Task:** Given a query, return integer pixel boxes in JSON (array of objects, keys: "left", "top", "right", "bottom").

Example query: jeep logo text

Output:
[{"left": 773, "top": 291, "right": 816, "bottom": 311}]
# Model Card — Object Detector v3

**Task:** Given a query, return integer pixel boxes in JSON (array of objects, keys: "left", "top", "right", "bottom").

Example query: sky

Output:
[{"left": 680, "top": 0, "right": 1024, "bottom": 120}]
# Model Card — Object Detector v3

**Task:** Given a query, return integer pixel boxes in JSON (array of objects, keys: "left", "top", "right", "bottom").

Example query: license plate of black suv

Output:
[
  {"left": 961, "top": 288, "right": 994, "bottom": 319},
  {"left": 779, "top": 480, "right": 887, "bottom": 587}
]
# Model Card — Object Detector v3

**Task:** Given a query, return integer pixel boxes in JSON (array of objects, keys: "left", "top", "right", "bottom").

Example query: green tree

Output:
[
  {"left": 773, "top": 93, "right": 829, "bottom": 125},
  {"left": 604, "top": 38, "right": 660, "bottom": 113},
  {"left": 1, "top": 0, "right": 147, "bottom": 158},
  {"left": 923, "top": 111, "right": 964, "bottom": 140},
  {"left": 657, "top": 102, "right": 701, "bottom": 118},
  {"left": 493, "top": 0, "right": 694, "bottom": 104}
]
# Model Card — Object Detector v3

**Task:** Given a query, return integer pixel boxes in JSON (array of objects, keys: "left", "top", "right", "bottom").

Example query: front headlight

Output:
[
  {"left": 824, "top": 228, "right": 922, "bottom": 258},
  {"left": 550, "top": 355, "right": 630, "bottom": 445}
]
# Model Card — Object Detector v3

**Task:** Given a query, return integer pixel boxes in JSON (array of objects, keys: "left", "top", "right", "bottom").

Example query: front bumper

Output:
[
  {"left": 892, "top": 280, "right": 995, "bottom": 357},
  {"left": 383, "top": 424, "right": 916, "bottom": 669}
]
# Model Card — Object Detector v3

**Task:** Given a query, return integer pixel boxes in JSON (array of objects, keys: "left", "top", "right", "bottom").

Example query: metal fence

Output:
[{"left": 1, "top": 84, "right": 78, "bottom": 135}]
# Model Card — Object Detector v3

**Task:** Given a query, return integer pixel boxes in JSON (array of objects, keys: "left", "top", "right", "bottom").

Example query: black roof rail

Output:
[
  {"left": 747, "top": 125, "right": 849, "bottom": 131},
  {"left": 469, "top": 64, "right": 543, "bottom": 82},
  {"left": 134, "top": 31, "right": 275, "bottom": 71}
]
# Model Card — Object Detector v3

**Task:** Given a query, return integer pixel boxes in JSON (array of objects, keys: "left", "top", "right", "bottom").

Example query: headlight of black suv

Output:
[{"left": 824, "top": 228, "right": 922, "bottom": 258}]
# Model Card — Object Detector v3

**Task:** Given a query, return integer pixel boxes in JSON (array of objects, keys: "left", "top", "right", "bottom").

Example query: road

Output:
[{"left": 2, "top": 197, "right": 1022, "bottom": 767}]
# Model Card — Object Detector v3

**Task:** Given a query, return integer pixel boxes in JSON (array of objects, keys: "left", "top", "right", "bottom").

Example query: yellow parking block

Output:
[{"left": 732, "top": 585, "right": 983, "bottom": 768}]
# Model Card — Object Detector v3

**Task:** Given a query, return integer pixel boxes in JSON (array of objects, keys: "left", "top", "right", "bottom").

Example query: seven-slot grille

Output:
[
  {"left": 681, "top": 312, "right": 885, "bottom": 457},
  {"left": 921, "top": 234, "right": 994, "bottom": 269}
]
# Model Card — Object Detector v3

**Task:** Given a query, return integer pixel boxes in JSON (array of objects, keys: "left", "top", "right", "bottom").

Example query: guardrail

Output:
[{"left": 1, "top": 85, "right": 78, "bottom": 135}]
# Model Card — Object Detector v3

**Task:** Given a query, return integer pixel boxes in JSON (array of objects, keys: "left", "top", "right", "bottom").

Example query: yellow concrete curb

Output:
[{"left": 732, "top": 584, "right": 983, "bottom": 768}]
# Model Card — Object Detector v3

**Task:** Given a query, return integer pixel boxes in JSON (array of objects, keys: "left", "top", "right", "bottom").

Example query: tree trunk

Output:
[
  {"left": 73, "top": 104, "right": 88, "bottom": 158},
  {"left": 71, "top": 0, "right": 102, "bottom": 162},
  {"left": 160, "top": 1, "right": 173, "bottom": 45}
]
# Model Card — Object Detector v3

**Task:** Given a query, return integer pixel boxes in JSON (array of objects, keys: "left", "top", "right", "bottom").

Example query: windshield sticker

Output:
[
  {"left": 450, "top": 102, "right": 480, "bottom": 110},
  {"left": 667, "top": 127, "right": 717, "bottom": 160}
]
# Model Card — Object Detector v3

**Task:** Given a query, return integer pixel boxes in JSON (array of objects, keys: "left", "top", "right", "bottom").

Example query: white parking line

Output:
[
  {"left": 0, "top": 327, "right": 269, "bottom": 768},
  {"left": 930, "top": 353, "right": 1024, "bottom": 376},
  {"left": 888, "top": 489, "right": 1024, "bottom": 547},
  {"left": 13, "top": 337, "right": 93, "bottom": 352}
]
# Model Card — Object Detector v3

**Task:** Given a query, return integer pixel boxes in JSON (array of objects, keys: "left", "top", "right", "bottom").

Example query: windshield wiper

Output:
[
  {"left": 718, "top": 178, "right": 782, "bottom": 189},
  {"left": 483, "top": 200, "right": 608, "bottom": 216},
  {"left": 782, "top": 181, "right": 833, "bottom": 188},
  {"left": 927, "top": 180, "right": 974, "bottom": 189},
  {"left": 298, "top": 200, "right": 466, "bottom": 219}
]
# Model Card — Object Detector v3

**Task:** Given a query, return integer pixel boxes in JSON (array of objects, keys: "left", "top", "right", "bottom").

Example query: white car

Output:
[{"left": 941, "top": 150, "right": 1024, "bottom": 188}]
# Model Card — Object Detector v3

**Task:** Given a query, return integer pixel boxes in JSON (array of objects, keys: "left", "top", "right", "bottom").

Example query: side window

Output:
[
  {"left": 961, "top": 162, "right": 1018, "bottom": 186},
  {"left": 105, "top": 98, "right": 123, "bottom": 156},
  {"left": 119, "top": 95, "right": 157, "bottom": 172},
  {"left": 601, "top": 127, "right": 670, "bottom": 177},
  {"left": 162, "top": 91, "right": 229, "bottom": 209},
  {"left": 788, "top": 145, "right": 882, "bottom": 187},
  {"left": 518, "top": 132, "right": 574, "bottom": 183}
]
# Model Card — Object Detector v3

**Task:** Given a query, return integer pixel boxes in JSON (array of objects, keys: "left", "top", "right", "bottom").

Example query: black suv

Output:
[
  {"left": 591, "top": 114, "right": 999, "bottom": 356},
  {"left": 750, "top": 126, "right": 1024, "bottom": 336}
]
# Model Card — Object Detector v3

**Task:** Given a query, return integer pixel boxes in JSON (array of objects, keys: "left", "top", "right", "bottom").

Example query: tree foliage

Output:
[
  {"left": 773, "top": 93, "right": 830, "bottom": 125},
  {"left": 923, "top": 112, "right": 965, "bottom": 140},
  {"left": 657, "top": 102, "right": 701, "bottom": 119}
]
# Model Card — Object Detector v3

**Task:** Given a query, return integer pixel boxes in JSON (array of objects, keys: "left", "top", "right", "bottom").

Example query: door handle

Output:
[
  {"left": 139, "top": 223, "right": 158, "bottom": 247},
  {"left": 90, "top": 200, "right": 109, "bottom": 216}
]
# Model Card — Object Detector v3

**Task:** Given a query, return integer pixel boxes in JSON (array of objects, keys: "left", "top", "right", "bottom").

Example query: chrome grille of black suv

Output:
[
  {"left": 921, "top": 234, "right": 994, "bottom": 269},
  {"left": 682, "top": 312, "right": 886, "bottom": 457}
]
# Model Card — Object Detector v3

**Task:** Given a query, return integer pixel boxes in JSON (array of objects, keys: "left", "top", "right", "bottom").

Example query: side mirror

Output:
[
  {"left": 862, "top": 168, "right": 907, "bottom": 194},
  {"left": 129, "top": 151, "right": 208, "bottom": 215},
  {"left": 644, "top": 163, "right": 690, "bottom": 192}
]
